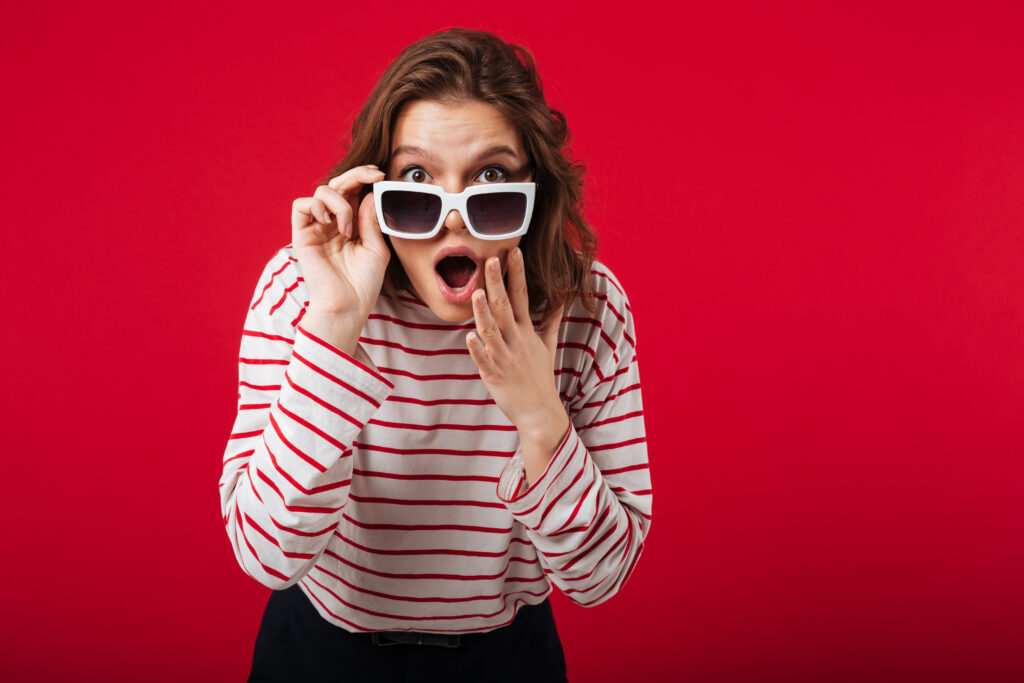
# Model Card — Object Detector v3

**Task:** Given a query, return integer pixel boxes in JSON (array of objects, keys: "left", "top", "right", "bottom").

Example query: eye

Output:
[
  {"left": 476, "top": 165, "right": 509, "bottom": 183},
  {"left": 399, "top": 166, "right": 431, "bottom": 183}
]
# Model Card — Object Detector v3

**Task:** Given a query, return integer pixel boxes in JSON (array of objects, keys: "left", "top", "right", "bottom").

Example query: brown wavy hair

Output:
[{"left": 319, "top": 28, "right": 597, "bottom": 316}]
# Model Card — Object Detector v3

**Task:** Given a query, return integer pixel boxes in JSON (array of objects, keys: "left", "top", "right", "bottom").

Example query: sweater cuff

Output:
[{"left": 497, "top": 427, "right": 586, "bottom": 530}]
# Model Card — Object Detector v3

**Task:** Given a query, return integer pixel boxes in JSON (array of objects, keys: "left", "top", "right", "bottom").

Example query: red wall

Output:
[{"left": 3, "top": 1, "right": 1022, "bottom": 681}]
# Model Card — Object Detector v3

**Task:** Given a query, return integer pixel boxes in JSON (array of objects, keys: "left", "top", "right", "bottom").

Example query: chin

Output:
[{"left": 423, "top": 297, "right": 475, "bottom": 324}]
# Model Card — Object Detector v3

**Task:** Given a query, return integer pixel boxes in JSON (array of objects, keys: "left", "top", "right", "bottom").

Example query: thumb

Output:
[{"left": 356, "top": 192, "right": 389, "bottom": 257}]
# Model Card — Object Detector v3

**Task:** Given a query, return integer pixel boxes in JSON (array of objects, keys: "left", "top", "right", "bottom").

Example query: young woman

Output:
[{"left": 220, "top": 28, "right": 652, "bottom": 682}]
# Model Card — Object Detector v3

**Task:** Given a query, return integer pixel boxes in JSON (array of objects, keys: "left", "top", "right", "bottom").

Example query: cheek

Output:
[
  {"left": 391, "top": 242, "right": 433, "bottom": 279},
  {"left": 499, "top": 237, "right": 524, "bottom": 266},
  {"left": 485, "top": 237, "right": 523, "bottom": 258}
]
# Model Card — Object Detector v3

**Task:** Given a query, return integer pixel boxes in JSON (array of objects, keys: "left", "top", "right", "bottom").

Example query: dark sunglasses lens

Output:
[
  {"left": 381, "top": 191, "right": 442, "bottom": 235},
  {"left": 466, "top": 192, "right": 527, "bottom": 236}
]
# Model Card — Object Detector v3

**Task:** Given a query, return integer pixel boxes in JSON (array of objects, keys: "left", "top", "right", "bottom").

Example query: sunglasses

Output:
[{"left": 373, "top": 181, "right": 536, "bottom": 240}]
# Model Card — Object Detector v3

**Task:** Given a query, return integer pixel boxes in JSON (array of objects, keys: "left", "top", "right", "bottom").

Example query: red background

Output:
[{"left": 3, "top": 1, "right": 1022, "bottom": 681}]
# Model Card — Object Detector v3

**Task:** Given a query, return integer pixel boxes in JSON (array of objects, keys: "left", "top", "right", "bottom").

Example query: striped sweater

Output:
[{"left": 219, "top": 247, "right": 652, "bottom": 633}]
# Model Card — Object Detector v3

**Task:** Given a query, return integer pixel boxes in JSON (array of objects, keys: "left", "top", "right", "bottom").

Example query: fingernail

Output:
[
  {"left": 323, "top": 211, "right": 331, "bottom": 223},
  {"left": 344, "top": 221, "right": 352, "bottom": 238},
  {"left": 514, "top": 248, "right": 523, "bottom": 261}
]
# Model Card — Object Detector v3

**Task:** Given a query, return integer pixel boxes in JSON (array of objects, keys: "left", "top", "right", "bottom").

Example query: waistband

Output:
[{"left": 364, "top": 599, "right": 546, "bottom": 648}]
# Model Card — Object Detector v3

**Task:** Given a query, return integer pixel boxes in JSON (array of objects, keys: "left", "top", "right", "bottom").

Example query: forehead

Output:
[{"left": 390, "top": 99, "right": 524, "bottom": 160}]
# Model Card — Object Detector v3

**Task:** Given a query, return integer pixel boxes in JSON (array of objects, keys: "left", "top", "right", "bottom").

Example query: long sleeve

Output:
[
  {"left": 219, "top": 250, "right": 394, "bottom": 589},
  {"left": 496, "top": 268, "right": 652, "bottom": 607}
]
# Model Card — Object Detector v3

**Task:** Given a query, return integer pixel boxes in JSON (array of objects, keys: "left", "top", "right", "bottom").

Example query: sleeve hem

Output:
[{"left": 497, "top": 427, "right": 576, "bottom": 508}]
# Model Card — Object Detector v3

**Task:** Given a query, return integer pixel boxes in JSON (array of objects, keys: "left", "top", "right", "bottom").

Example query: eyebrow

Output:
[{"left": 390, "top": 145, "right": 521, "bottom": 162}]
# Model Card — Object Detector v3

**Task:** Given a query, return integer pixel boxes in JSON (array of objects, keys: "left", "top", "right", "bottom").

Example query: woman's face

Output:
[{"left": 386, "top": 99, "right": 532, "bottom": 323}]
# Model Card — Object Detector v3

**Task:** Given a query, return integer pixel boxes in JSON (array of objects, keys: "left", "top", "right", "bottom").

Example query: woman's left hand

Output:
[{"left": 466, "top": 248, "right": 569, "bottom": 469}]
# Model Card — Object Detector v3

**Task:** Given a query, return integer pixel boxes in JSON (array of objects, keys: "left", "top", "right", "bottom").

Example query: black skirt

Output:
[{"left": 248, "top": 584, "right": 568, "bottom": 682}]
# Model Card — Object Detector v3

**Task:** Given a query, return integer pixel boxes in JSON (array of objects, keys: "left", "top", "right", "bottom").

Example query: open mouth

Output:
[
  {"left": 433, "top": 251, "right": 481, "bottom": 305},
  {"left": 436, "top": 255, "right": 478, "bottom": 290}
]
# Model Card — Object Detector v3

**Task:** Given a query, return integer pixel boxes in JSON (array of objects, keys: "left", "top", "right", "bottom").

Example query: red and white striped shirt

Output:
[{"left": 219, "top": 247, "right": 652, "bottom": 633}]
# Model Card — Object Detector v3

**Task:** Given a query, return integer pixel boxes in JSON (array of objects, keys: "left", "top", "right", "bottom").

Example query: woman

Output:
[{"left": 220, "top": 28, "right": 652, "bottom": 682}]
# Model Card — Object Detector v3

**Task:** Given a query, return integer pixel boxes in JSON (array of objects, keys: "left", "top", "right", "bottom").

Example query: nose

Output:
[{"left": 441, "top": 207, "right": 468, "bottom": 233}]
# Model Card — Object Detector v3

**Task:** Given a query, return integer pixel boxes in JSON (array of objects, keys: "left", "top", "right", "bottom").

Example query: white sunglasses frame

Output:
[{"left": 372, "top": 181, "right": 536, "bottom": 240}]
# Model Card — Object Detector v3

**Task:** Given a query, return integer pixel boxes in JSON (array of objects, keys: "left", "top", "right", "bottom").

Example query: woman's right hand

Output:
[{"left": 290, "top": 164, "right": 388, "bottom": 354}]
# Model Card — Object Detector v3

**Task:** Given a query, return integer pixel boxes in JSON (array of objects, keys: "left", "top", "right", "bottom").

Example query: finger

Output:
[
  {"left": 466, "top": 331, "right": 499, "bottom": 379},
  {"left": 313, "top": 185, "right": 354, "bottom": 238},
  {"left": 483, "top": 256, "right": 517, "bottom": 338},
  {"left": 507, "top": 247, "right": 530, "bottom": 326},
  {"left": 327, "top": 165, "right": 385, "bottom": 200},
  {"left": 291, "top": 197, "right": 328, "bottom": 229},
  {"left": 291, "top": 197, "right": 338, "bottom": 249},
  {"left": 327, "top": 166, "right": 386, "bottom": 227},
  {"left": 472, "top": 288, "right": 508, "bottom": 358},
  {"left": 354, "top": 192, "right": 389, "bottom": 256}
]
